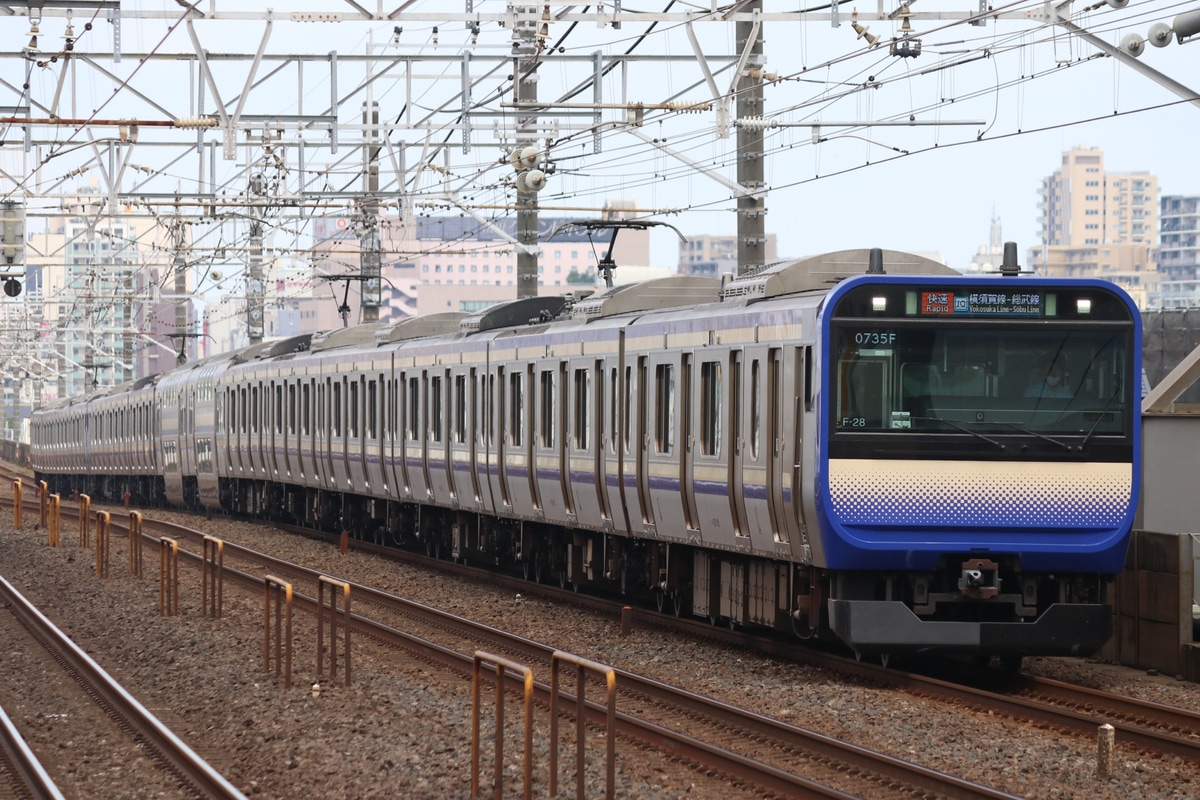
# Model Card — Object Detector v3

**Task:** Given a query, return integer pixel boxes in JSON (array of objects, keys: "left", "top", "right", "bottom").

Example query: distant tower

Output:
[{"left": 964, "top": 211, "right": 1004, "bottom": 274}]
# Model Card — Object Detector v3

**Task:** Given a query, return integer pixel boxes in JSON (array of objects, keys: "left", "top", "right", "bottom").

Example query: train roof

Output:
[
  {"left": 570, "top": 276, "right": 721, "bottom": 320},
  {"left": 460, "top": 296, "right": 568, "bottom": 332},
  {"left": 375, "top": 312, "right": 468, "bottom": 343},
  {"left": 231, "top": 333, "right": 314, "bottom": 362},
  {"left": 309, "top": 324, "right": 390, "bottom": 352},
  {"left": 720, "top": 248, "right": 957, "bottom": 301}
]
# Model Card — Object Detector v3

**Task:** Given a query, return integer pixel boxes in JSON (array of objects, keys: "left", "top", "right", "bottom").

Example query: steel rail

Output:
[
  {"left": 15, "top": 496, "right": 1200, "bottom": 770},
  {"left": 131, "top": 516, "right": 1025, "bottom": 799},
  {"left": 0, "top": 574, "right": 247, "bottom": 800},
  {"left": 0, "top": 700, "right": 65, "bottom": 800}
]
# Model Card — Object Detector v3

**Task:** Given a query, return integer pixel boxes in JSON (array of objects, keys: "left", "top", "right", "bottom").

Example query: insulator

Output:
[
  {"left": 1148, "top": 22, "right": 1172, "bottom": 47},
  {"left": 666, "top": 101, "right": 712, "bottom": 113},
  {"left": 174, "top": 117, "right": 219, "bottom": 129},
  {"left": 736, "top": 117, "right": 776, "bottom": 131},
  {"left": 1120, "top": 33, "right": 1145, "bottom": 57}
]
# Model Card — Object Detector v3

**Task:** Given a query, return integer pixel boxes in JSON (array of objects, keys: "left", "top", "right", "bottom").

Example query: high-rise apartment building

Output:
[
  {"left": 1157, "top": 196, "right": 1200, "bottom": 309},
  {"left": 19, "top": 184, "right": 194, "bottom": 398},
  {"left": 1031, "top": 145, "right": 1159, "bottom": 308}
]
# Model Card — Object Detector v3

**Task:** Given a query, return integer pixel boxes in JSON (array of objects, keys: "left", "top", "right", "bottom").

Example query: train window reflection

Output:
[
  {"left": 831, "top": 326, "right": 1129, "bottom": 436},
  {"left": 509, "top": 372, "right": 523, "bottom": 446},
  {"left": 655, "top": 363, "right": 674, "bottom": 454},
  {"left": 574, "top": 368, "right": 590, "bottom": 450},
  {"left": 539, "top": 369, "right": 555, "bottom": 448},
  {"left": 700, "top": 361, "right": 721, "bottom": 457},
  {"left": 750, "top": 360, "right": 761, "bottom": 459}
]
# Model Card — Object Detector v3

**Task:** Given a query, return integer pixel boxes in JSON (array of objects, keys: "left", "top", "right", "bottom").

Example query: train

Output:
[{"left": 29, "top": 248, "right": 1142, "bottom": 665}]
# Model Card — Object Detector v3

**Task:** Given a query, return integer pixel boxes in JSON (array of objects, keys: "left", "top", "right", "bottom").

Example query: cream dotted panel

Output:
[{"left": 827, "top": 459, "right": 1133, "bottom": 528}]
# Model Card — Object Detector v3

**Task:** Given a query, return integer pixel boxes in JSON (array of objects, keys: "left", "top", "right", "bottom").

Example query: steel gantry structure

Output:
[{"left": 0, "top": 0, "right": 1197, "bottom": 405}]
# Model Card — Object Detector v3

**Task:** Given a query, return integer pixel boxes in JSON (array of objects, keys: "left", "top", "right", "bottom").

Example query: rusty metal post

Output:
[
  {"left": 1097, "top": 723, "right": 1115, "bottom": 779},
  {"left": 78, "top": 494, "right": 91, "bottom": 547},
  {"left": 317, "top": 576, "right": 352, "bottom": 686},
  {"left": 202, "top": 536, "right": 224, "bottom": 619},
  {"left": 38, "top": 481, "right": 48, "bottom": 530},
  {"left": 11, "top": 478, "right": 21, "bottom": 529},
  {"left": 620, "top": 606, "right": 631, "bottom": 638},
  {"left": 128, "top": 512, "right": 143, "bottom": 577},
  {"left": 263, "top": 575, "right": 294, "bottom": 688},
  {"left": 48, "top": 494, "right": 60, "bottom": 547},
  {"left": 550, "top": 651, "right": 617, "bottom": 800},
  {"left": 95, "top": 511, "right": 111, "bottom": 578},
  {"left": 159, "top": 537, "right": 179, "bottom": 616},
  {"left": 471, "top": 652, "right": 534, "bottom": 800}
]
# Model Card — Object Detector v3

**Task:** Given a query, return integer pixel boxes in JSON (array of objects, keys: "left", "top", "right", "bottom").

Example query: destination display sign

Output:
[{"left": 918, "top": 290, "right": 1043, "bottom": 317}]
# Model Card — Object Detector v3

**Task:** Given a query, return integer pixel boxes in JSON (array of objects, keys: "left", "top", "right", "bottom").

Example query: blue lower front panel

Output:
[{"left": 829, "top": 600, "right": 1113, "bottom": 657}]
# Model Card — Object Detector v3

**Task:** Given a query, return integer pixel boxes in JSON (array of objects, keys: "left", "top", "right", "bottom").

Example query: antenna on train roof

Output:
[
  {"left": 867, "top": 247, "right": 886, "bottom": 274},
  {"left": 997, "top": 241, "right": 1027, "bottom": 277}
]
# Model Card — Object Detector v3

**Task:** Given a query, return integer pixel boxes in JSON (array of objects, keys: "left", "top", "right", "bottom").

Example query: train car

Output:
[
  {"left": 28, "top": 248, "right": 1141, "bottom": 663},
  {"left": 817, "top": 262, "right": 1139, "bottom": 660},
  {"left": 31, "top": 375, "right": 161, "bottom": 503}
]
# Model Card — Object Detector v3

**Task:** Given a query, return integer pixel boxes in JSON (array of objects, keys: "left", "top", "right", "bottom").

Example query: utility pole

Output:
[
  {"left": 736, "top": 1, "right": 767, "bottom": 276},
  {"left": 246, "top": 172, "right": 265, "bottom": 346},
  {"left": 171, "top": 214, "right": 190, "bottom": 366},
  {"left": 513, "top": 6, "right": 544, "bottom": 299},
  {"left": 360, "top": 100, "right": 382, "bottom": 323}
]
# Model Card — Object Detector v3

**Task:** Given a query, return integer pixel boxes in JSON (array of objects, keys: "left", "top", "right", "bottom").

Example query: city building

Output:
[
  {"left": 1029, "top": 145, "right": 1160, "bottom": 308},
  {"left": 309, "top": 201, "right": 651, "bottom": 321},
  {"left": 1157, "top": 195, "right": 1200, "bottom": 309},
  {"left": 18, "top": 184, "right": 195, "bottom": 399},
  {"left": 677, "top": 233, "right": 778, "bottom": 277}
]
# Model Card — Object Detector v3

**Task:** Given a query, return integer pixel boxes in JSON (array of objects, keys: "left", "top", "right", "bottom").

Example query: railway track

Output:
[
  {"left": 6, "top": 488, "right": 1199, "bottom": 796},
  {"left": 134, "top": 515, "right": 1026, "bottom": 800},
  {"left": 269, "top": 515, "right": 1200, "bottom": 763},
  {"left": 0, "top": 572, "right": 246, "bottom": 800},
  {"left": 0, "top": 699, "right": 64, "bottom": 800}
]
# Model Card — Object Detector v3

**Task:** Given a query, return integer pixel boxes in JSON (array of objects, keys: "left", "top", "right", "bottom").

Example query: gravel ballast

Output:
[{"left": 2, "top": 507, "right": 1200, "bottom": 800}]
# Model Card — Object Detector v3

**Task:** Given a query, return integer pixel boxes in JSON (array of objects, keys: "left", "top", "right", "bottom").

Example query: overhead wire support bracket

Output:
[{"left": 1032, "top": 2, "right": 1200, "bottom": 110}]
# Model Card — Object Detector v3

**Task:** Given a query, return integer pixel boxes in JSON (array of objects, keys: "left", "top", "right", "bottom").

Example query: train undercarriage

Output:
[
  {"left": 210, "top": 476, "right": 1113, "bottom": 662},
  {"left": 33, "top": 469, "right": 1115, "bottom": 663}
]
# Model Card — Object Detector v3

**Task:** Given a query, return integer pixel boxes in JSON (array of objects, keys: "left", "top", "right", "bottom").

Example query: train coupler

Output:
[{"left": 958, "top": 558, "right": 1000, "bottom": 599}]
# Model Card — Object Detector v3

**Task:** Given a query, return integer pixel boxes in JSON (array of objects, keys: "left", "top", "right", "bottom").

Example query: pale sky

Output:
[{"left": 3, "top": 0, "right": 1197, "bottom": 278}]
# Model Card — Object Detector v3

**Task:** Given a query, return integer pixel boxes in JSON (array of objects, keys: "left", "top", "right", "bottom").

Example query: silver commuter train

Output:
[{"left": 31, "top": 248, "right": 1142, "bottom": 661}]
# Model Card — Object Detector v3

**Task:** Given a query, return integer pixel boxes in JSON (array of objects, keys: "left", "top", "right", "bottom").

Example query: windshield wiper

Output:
[
  {"left": 995, "top": 422, "right": 1074, "bottom": 452},
  {"left": 1077, "top": 386, "right": 1124, "bottom": 450},
  {"left": 911, "top": 417, "right": 1005, "bottom": 450}
]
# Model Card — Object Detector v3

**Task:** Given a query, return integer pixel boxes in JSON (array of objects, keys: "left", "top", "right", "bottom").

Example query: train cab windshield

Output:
[{"left": 827, "top": 282, "right": 1137, "bottom": 458}]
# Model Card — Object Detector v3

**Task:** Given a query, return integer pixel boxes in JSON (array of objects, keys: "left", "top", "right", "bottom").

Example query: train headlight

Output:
[
  {"left": 871, "top": 296, "right": 887, "bottom": 312},
  {"left": 1076, "top": 298, "right": 1092, "bottom": 315}
]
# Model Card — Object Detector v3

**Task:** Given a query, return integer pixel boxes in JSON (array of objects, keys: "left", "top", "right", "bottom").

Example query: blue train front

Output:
[{"left": 816, "top": 274, "right": 1141, "bottom": 659}]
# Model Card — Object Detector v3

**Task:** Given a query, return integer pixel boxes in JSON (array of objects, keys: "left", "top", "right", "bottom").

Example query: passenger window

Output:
[
  {"left": 574, "top": 368, "right": 589, "bottom": 450},
  {"left": 750, "top": 360, "right": 761, "bottom": 459},
  {"left": 454, "top": 375, "right": 467, "bottom": 444},
  {"left": 700, "top": 361, "right": 722, "bottom": 456},
  {"left": 408, "top": 377, "right": 420, "bottom": 441},
  {"left": 539, "top": 370, "right": 555, "bottom": 448},
  {"left": 655, "top": 364, "right": 674, "bottom": 454},
  {"left": 431, "top": 375, "right": 443, "bottom": 443},
  {"left": 509, "top": 372, "right": 523, "bottom": 446}
]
